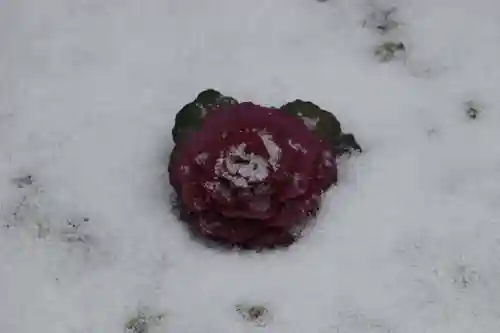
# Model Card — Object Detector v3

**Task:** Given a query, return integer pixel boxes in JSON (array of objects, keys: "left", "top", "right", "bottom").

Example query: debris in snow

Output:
[
  {"left": 125, "top": 311, "right": 165, "bottom": 333},
  {"left": 61, "top": 217, "right": 91, "bottom": 243},
  {"left": 465, "top": 100, "right": 482, "bottom": 120},
  {"left": 235, "top": 303, "right": 271, "bottom": 327},
  {"left": 6, "top": 183, "right": 46, "bottom": 234},
  {"left": 374, "top": 41, "right": 406, "bottom": 62},
  {"left": 12, "top": 174, "right": 34, "bottom": 188}
]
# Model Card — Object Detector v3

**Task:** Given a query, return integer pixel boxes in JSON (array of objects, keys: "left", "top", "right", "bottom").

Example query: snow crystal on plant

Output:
[
  {"left": 195, "top": 102, "right": 208, "bottom": 116},
  {"left": 322, "top": 150, "right": 334, "bottom": 167},
  {"left": 227, "top": 144, "right": 269, "bottom": 181},
  {"left": 300, "top": 116, "right": 320, "bottom": 130},
  {"left": 259, "top": 133, "right": 281, "bottom": 170},
  {"left": 214, "top": 143, "right": 270, "bottom": 188},
  {"left": 288, "top": 139, "right": 307, "bottom": 154},
  {"left": 212, "top": 133, "right": 283, "bottom": 188}
]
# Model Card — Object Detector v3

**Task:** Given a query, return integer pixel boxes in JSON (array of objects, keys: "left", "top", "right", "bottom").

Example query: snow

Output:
[
  {"left": 288, "top": 139, "right": 308, "bottom": 154},
  {"left": 215, "top": 143, "right": 270, "bottom": 187},
  {"left": 2, "top": 0, "right": 500, "bottom": 332},
  {"left": 214, "top": 134, "right": 281, "bottom": 188},
  {"left": 259, "top": 132, "right": 282, "bottom": 171},
  {"left": 300, "top": 115, "right": 320, "bottom": 130}
]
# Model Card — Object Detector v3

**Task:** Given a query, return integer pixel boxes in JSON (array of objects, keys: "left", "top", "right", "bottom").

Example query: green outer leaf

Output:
[
  {"left": 280, "top": 99, "right": 361, "bottom": 156},
  {"left": 280, "top": 99, "right": 341, "bottom": 140},
  {"left": 172, "top": 89, "right": 237, "bottom": 144}
]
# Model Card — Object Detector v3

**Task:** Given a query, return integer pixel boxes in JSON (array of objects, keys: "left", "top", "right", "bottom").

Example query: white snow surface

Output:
[{"left": 2, "top": 0, "right": 500, "bottom": 332}]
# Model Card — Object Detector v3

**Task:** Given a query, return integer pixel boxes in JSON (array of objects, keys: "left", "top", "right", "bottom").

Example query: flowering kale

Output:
[{"left": 168, "top": 90, "right": 360, "bottom": 249}]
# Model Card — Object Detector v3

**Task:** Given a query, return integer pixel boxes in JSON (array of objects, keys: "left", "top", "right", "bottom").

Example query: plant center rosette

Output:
[{"left": 168, "top": 90, "right": 361, "bottom": 249}]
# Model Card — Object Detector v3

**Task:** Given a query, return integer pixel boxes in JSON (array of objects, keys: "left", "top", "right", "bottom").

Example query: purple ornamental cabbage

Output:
[{"left": 168, "top": 90, "right": 360, "bottom": 249}]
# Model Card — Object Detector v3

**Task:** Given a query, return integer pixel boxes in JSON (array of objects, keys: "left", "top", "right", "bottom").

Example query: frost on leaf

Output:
[
  {"left": 214, "top": 143, "right": 271, "bottom": 188},
  {"left": 213, "top": 133, "right": 282, "bottom": 188},
  {"left": 280, "top": 99, "right": 361, "bottom": 157},
  {"left": 288, "top": 139, "right": 307, "bottom": 154},
  {"left": 301, "top": 116, "right": 320, "bottom": 130},
  {"left": 259, "top": 132, "right": 281, "bottom": 171}
]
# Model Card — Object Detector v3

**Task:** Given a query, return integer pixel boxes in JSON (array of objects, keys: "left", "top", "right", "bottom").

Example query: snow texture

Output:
[
  {"left": 213, "top": 133, "right": 281, "bottom": 188},
  {"left": 300, "top": 115, "right": 320, "bottom": 130},
  {"left": 2, "top": 0, "right": 500, "bottom": 332},
  {"left": 259, "top": 132, "right": 282, "bottom": 171},
  {"left": 214, "top": 143, "right": 271, "bottom": 188}
]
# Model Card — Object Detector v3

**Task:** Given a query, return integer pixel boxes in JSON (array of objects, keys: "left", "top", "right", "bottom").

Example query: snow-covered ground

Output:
[{"left": 2, "top": 0, "right": 500, "bottom": 332}]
